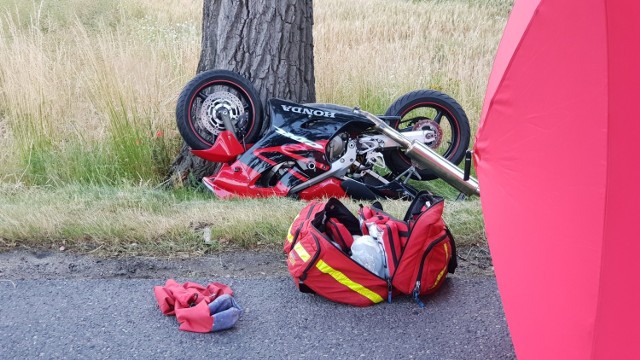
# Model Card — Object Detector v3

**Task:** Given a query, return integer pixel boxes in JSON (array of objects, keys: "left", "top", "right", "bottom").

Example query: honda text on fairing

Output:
[{"left": 175, "top": 70, "right": 479, "bottom": 200}]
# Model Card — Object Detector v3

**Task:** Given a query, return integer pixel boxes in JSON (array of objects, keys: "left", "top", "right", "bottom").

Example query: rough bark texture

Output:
[
  {"left": 198, "top": 0, "right": 315, "bottom": 103},
  {"left": 168, "top": 0, "right": 315, "bottom": 186},
  {"left": 167, "top": 143, "right": 221, "bottom": 187}
]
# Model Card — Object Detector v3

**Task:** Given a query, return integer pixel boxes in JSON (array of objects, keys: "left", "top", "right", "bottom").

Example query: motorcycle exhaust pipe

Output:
[{"left": 355, "top": 109, "right": 480, "bottom": 197}]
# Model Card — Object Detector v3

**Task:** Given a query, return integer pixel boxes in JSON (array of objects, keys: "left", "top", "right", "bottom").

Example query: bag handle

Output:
[
  {"left": 403, "top": 191, "right": 440, "bottom": 222},
  {"left": 312, "top": 198, "right": 362, "bottom": 235}
]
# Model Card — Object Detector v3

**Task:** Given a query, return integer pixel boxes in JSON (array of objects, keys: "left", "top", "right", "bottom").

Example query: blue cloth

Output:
[{"left": 208, "top": 294, "right": 243, "bottom": 332}]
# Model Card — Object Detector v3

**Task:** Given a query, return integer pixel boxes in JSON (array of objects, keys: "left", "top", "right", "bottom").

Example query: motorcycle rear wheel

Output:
[
  {"left": 383, "top": 90, "right": 470, "bottom": 180},
  {"left": 176, "top": 70, "right": 264, "bottom": 150}
]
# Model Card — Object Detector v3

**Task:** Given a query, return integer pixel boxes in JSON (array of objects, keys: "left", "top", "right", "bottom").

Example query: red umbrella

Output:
[{"left": 474, "top": 0, "right": 640, "bottom": 359}]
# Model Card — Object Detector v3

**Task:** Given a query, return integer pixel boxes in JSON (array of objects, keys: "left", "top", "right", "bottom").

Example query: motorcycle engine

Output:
[{"left": 326, "top": 132, "right": 349, "bottom": 162}]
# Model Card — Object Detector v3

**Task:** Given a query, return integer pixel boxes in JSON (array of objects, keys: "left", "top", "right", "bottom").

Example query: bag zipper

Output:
[
  {"left": 413, "top": 281, "right": 425, "bottom": 308},
  {"left": 327, "top": 220, "right": 348, "bottom": 250},
  {"left": 298, "top": 232, "right": 322, "bottom": 283},
  {"left": 385, "top": 223, "right": 399, "bottom": 268},
  {"left": 412, "top": 232, "right": 449, "bottom": 307}
]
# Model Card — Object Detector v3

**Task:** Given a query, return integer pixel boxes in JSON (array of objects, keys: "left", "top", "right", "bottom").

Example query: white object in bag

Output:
[{"left": 350, "top": 235, "right": 386, "bottom": 278}]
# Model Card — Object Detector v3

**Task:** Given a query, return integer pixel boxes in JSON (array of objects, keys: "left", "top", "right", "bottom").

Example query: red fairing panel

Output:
[
  {"left": 204, "top": 162, "right": 289, "bottom": 199},
  {"left": 297, "top": 178, "right": 346, "bottom": 201},
  {"left": 190, "top": 130, "right": 245, "bottom": 163}
]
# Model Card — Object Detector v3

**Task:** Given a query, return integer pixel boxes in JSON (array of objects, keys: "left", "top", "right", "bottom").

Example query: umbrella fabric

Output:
[{"left": 474, "top": 0, "right": 640, "bottom": 359}]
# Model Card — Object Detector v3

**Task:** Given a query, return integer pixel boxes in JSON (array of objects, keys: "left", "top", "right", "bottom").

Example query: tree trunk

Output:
[{"left": 167, "top": 0, "right": 315, "bottom": 187}]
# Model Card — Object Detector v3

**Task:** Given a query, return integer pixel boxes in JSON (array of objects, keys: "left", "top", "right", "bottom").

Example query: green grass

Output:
[
  {"left": 0, "top": 0, "right": 199, "bottom": 186},
  {"left": 0, "top": 0, "right": 505, "bottom": 254},
  {"left": 0, "top": 184, "right": 484, "bottom": 255}
]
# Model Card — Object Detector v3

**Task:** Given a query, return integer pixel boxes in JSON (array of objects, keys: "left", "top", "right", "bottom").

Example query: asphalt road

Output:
[{"left": 0, "top": 273, "right": 514, "bottom": 359}]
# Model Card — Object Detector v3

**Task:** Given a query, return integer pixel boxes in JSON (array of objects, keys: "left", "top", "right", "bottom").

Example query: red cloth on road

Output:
[
  {"left": 175, "top": 301, "right": 213, "bottom": 333},
  {"left": 154, "top": 279, "right": 233, "bottom": 333}
]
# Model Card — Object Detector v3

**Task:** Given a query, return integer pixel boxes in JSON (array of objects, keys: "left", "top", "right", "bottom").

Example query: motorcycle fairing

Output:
[
  {"left": 191, "top": 130, "right": 245, "bottom": 163},
  {"left": 297, "top": 178, "right": 346, "bottom": 201},
  {"left": 204, "top": 99, "right": 373, "bottom": 199}
]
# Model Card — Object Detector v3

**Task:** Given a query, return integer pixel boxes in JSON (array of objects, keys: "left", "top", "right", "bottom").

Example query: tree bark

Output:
[{"left": 167, "top": 0, "right": 315, "bottom": 186}]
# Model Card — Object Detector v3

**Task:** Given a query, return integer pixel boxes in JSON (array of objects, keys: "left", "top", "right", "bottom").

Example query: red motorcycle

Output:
[{"left": 176, "top": 70, "right": 479, "bottom": 200}]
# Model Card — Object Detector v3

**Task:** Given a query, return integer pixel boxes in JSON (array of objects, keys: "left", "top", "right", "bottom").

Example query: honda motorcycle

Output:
[{"left": 175, "top": 70, "right": 479, "bottom": 200}]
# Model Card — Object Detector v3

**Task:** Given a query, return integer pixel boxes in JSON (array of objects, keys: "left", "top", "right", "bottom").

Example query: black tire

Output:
[
  {"left": 176, "top": 69, "right": 264, "bottom": 150},
  {"left": 383, "top": 90, "right": 470, "bottom": 180}
]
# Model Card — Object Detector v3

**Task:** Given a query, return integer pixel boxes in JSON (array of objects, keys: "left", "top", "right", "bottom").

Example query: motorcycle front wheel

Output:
[
  {"left": 175, "top": 69, "right": 264, "bottom": 151},
  {"left": 383, "top": 89, "right": 470, "bottom": 180}
]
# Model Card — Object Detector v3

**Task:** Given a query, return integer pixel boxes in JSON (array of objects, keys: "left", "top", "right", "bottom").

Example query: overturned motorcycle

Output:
[{"left": 175, "top": 70, "right": 479, "bottom": 200}]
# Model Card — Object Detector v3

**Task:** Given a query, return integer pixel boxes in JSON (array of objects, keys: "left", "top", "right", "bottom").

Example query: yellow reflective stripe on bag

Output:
[
  {"left": 286, "top": 214, "right": 300, "bottom": 243},
  {"left": 293, "top": 242, "right": 310, "bottom": 263},
  {"left": 429, "top": 242, "right": 449, "bottom": 290},
  {"left": 315, "top": 260, "right": 384, "bottom": 303}
]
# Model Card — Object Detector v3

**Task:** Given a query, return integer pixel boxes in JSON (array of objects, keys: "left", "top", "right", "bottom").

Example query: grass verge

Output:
[
  {"left": 0, "top": 184, "right": 485, "bottom": 256},
  {"left": 0, "top": 0, "right": 503, "bottom": 254}
]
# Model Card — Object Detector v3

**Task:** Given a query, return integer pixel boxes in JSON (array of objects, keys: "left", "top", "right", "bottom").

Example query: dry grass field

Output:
[{"left": 0, "top": 0, "right": 511, "bottom": 254}]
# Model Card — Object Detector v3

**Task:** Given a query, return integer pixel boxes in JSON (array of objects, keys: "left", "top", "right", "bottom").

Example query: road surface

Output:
[{"left": 0, "top": 250, "right": 514, "bottom": 359}]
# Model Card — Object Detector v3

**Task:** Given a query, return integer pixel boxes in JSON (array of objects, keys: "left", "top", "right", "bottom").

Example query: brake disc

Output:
[
  {"left": 199, "top": 91, "right": 245, "bottom": 135},
  {"left": 412, "top": 119, "right": 443, "bottom": 149}
]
